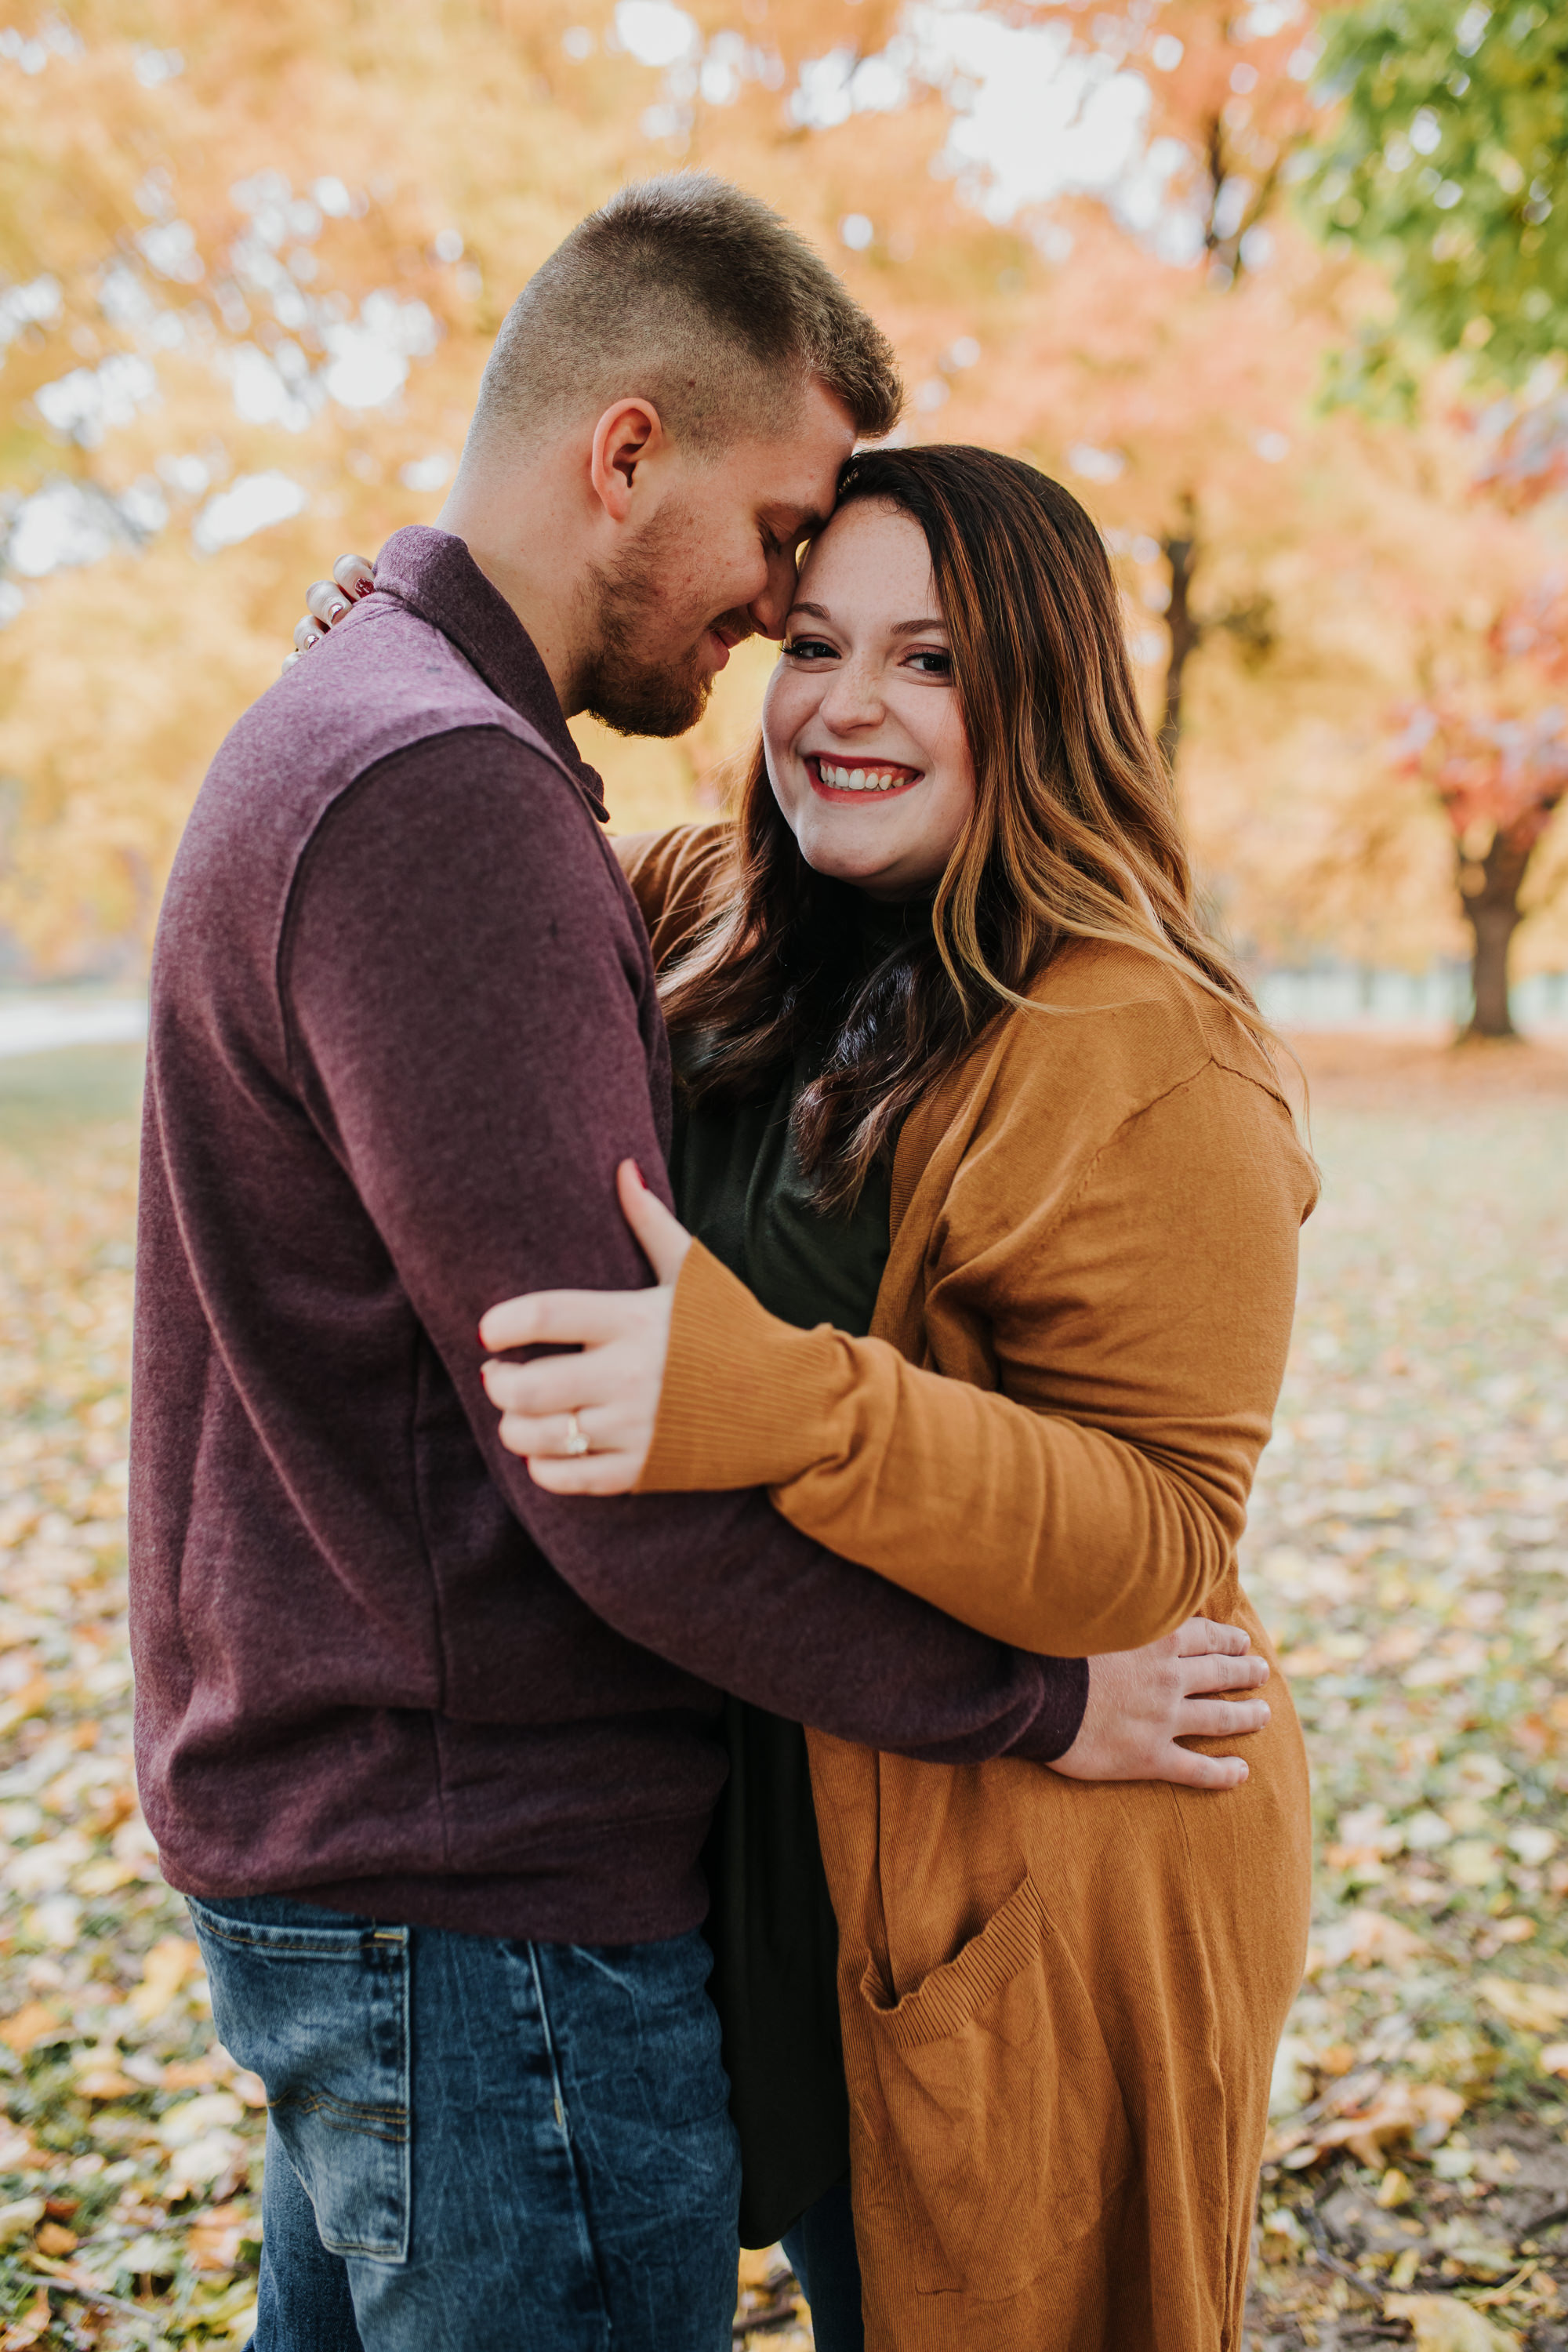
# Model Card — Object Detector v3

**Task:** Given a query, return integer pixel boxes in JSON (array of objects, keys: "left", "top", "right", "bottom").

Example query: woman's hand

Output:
[
  {"left": 281, "top": 553, "right": 376, "bottom": 669},
  {"left": 1049, "top": 1620, "right": 1270, "bottom": 1791},
  {"left": 479, "top": 1162, "right": 692, "bottom": 1494}
]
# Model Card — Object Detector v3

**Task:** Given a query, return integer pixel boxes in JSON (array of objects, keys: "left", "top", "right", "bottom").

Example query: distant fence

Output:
[{"left": 1251, "top": 964, "right": 1568, "bottom": 1030}]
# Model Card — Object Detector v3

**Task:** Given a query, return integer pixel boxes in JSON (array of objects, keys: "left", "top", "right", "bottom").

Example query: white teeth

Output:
[{"left": 818, "top": 763, "right": 911, "bottom": 792}]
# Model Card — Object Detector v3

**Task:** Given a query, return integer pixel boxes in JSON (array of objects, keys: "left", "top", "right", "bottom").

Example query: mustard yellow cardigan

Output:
[{"left": 621, "top": 825, "right": 1317, "bottom": 2352}]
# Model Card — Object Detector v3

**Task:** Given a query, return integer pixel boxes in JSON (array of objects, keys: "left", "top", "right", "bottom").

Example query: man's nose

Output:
[{"left": 747, "top": 543, "right": 800, "bottom": 641}]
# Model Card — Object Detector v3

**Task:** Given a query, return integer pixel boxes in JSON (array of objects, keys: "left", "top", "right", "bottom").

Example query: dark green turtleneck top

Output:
[{"left": 670, "top": 895, "right": 911, "bottom": 2249}]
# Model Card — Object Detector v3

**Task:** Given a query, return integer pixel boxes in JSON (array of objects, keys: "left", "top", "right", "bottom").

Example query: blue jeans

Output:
[{"left": 187, "top": 1895, "right": 741, "bottom": 2352}]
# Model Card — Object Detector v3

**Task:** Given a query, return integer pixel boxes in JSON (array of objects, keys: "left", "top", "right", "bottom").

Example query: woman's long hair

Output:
[{"left": 661, "top": 444, "right": 1276, "bottom": 1210}]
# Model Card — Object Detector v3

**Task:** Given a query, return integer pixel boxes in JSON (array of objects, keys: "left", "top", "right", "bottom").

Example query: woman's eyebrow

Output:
[{"left": 784, "top": 604, "right": 949, "bottom": 635}]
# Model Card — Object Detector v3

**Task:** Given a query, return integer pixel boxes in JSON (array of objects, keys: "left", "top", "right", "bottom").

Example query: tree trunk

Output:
[
  {"left": 1459, "top": 829, "right": 1532, "bottom": 1039},
  {"left": 1158, "top": 528, "right": 1200, "bottom": 775}
]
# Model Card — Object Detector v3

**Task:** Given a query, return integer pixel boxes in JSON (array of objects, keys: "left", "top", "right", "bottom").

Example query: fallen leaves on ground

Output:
[
  {"left": 1385, "top": 2297, "right": 1523, "bottom": 2352},
  {"left": 4, "top": 1034, "right": 1568, "bottom": 2347},
  {"left": 0, "top": 1102, "right": 262, "bottom": 2349},
  {"left": 1247, "top": 1037, "right": 1568, "bottom": 2348},
  {"left": 734, "top": 2245, "right": 811, "bottom": 2350}
]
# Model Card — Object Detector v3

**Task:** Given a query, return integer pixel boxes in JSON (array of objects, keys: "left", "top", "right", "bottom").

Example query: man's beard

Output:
[{"left": 577, "top": 510, "right": 750, "bottom": 740}]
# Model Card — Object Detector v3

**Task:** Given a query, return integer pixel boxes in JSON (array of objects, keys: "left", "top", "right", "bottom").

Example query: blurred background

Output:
[
  {"left": 0, "top": 0, "right": 1566, "bottom": 1029},
  {"left": 2, "top": 5, "right": 1568, "bottom": 2350}
]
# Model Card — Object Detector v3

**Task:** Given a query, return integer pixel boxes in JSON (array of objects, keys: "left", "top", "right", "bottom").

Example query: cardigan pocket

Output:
[{"left": 858, "top": 1872, "right": 1131, "bottom": 2298}]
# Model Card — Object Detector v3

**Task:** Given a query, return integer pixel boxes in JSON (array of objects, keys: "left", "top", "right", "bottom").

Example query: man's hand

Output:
[
  {"left": 281, "top": 553, "right": 376, "bottom": 670},
  {"left": 1051, "top": 1620, "right": 1270, "bottom": 1790}
]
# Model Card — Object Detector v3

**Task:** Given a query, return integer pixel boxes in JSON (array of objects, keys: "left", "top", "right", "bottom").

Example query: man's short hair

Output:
[{"left": 470, "top": 173, "right": 902, "bottom": 455}]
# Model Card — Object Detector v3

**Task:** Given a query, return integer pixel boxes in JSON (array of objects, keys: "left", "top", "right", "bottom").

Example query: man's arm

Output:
[{"left": 283, "top": 731, "right": 1083, "bottom": 1765}]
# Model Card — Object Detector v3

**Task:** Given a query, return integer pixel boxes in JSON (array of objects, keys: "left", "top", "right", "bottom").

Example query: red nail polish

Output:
[{"left": 629, "top": 1161, "right": 645, "bottom": 1189}]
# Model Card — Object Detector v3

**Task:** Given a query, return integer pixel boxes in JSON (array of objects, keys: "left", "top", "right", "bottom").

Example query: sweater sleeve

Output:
[
  {"left": 283, "top": 735, "right": 1085, "bottom": 1762},
  {"left": 637, "top": 1056, "right": 1312, "bottom": 1657},
  {"left": 612, "top": 821, "right": 735, "bottom": 963}
]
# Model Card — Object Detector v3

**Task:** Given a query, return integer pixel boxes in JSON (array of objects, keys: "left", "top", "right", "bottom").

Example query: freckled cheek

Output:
[
  {"left": 910, "top": 743, "right": 978, "bottom": 871},
  {"left": 939, "top": 761, "right": 979, "bottom": 849},
  {"left": 936, "top": 722, "right": 978, "bottom": 835},
  {"left": 940, "top": 782, "right": 977, "bottom": 858},
  {"left": 761, "top": 675, "right": 817, "bottom": 804}
]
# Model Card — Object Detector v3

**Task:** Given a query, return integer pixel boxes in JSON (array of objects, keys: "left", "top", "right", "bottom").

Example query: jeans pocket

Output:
[
  {"left": 187, "top": 1899, "right": 411, "bottom": 2263},
  {"left": 858, "top": 1874, "right": 1131, "bottom": 2299}
]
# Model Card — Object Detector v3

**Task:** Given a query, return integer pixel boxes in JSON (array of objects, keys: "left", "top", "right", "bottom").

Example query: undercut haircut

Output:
[{"left": 470, "top": 174, "right": 903, "bottom": 456}]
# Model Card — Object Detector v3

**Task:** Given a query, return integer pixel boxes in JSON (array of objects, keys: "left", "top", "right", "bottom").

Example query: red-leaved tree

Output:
[{"left": 1393, "top": 576, "right": 1568, "bottom": 1036}]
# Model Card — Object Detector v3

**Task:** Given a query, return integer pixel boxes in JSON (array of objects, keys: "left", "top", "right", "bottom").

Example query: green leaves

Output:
[{"left": 1300, "top": 0, "right": 1568, "bottom": 386}]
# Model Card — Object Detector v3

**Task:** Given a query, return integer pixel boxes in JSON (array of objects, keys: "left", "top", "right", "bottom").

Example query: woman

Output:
[{"left": 470, "top": 447, "right": 1316, "bottom": 2350}]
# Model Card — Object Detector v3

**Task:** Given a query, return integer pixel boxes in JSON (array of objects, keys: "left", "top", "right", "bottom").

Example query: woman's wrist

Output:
[{"left": 637, "top": 1242, "right": 843, "bottom": 1493}]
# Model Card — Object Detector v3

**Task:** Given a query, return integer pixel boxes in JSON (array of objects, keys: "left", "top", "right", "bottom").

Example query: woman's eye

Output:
[
  {"left": 905, "top": 647, "right": 953, "bottom": 676},
  {"left": 783, "top": 637, "right": 838, "bottom": 662}
]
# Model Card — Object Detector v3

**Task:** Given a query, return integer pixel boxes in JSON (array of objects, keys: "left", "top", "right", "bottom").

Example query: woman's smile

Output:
[{"left": 806, "top": 753, "right": 924, "bottom": 800}]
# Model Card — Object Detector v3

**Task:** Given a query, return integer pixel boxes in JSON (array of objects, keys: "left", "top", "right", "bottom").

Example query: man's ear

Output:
[{"left": 589, "top": 399, "right": 664, "bottom": 523}]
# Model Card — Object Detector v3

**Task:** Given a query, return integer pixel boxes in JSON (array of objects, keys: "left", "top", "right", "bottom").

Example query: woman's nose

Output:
[{"left": 818, "top": 660, "right": 884, "bottom": 731}]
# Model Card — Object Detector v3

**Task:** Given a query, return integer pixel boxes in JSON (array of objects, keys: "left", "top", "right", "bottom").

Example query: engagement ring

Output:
[{"left": 563, "top": 1412, "right": 591, "bottom": 1457}]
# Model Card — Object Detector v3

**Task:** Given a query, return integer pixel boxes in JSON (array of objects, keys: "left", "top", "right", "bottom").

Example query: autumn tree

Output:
[
  {"left": 1295, "top": 0, "right": 1568, "bottom": 1030},
  {"left": 0, "top": 0, "right": 1001, "bottom": 971},
  {"left": 0, "top": 0, "right": 561, "bottom": 967},
  {"left": 1391, "top": 581, "right": 1568, "bottom": 1036},
  {"left": 659, "top": 0, "right": 1567, "bottom": 1003},
  {"left": 4, "top": 0, "right": 1563, "bottom": 1015},
  {"left": 946, "top": 0, "right": 1329, "bottom": 775}
]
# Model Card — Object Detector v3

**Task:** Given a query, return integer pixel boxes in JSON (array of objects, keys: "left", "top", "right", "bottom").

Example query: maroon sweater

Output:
[{"left": 129, "top": 526, "right": 1087, "bottom": 1943}]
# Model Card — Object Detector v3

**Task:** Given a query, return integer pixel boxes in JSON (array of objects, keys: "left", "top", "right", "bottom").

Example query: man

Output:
[{"left": 132, "top": 175, "right": 1264, "bottom": 2350}]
